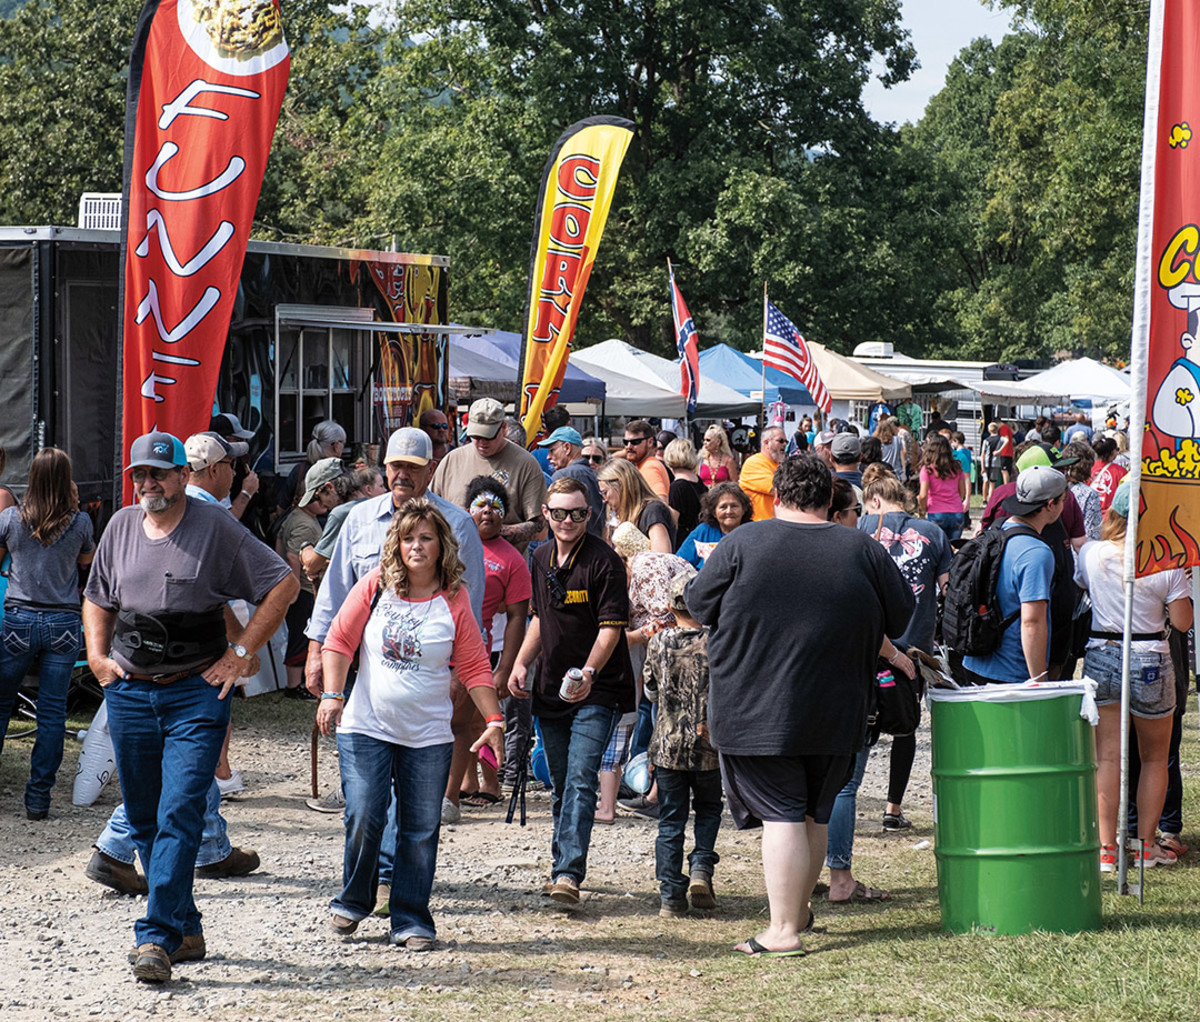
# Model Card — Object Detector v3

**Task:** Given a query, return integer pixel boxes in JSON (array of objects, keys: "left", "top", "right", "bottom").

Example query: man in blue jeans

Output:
[
  {"left": 83, "top": 432, "right": 296, "bottom": 983},
  {"left": 509, "top": 477, "right": 634, "bottom": 906}
]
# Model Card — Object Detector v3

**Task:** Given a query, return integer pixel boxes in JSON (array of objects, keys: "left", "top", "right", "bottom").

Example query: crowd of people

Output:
[{"left": 0, "top": 400, "right": 1193, "bottom": 976}]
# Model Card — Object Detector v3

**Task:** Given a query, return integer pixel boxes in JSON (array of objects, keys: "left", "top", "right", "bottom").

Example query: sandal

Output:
[
  {"left": 733, "top": 936, "right": 805, "bottom": 958},
  {"left": 829, "top": 880, "right": 890, "bottom": 903},
  {"left": 462, "top": 791, "right": 502, "bottom": 807}
]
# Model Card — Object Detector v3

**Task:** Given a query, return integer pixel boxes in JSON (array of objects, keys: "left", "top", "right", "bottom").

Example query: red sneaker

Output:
[
  {"left": 1099, "top": 845, "right": 1116, "bottom": 873},
  {"left": 1129, "top": 840, "right": 1178, "bottom": 868}
]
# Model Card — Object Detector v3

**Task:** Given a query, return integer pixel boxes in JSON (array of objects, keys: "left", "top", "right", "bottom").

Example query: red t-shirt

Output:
[
  {"left": 481, "top": 535, "right": 532, "bottom": 650},
  {"left": 1089, "top": 462, "right": 1128, "bottom": 513}
]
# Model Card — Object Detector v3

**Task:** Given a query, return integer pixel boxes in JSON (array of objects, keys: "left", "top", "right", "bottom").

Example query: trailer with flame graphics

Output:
[{"left": 0, "top": 226, "right": 454, "bottom": 523}]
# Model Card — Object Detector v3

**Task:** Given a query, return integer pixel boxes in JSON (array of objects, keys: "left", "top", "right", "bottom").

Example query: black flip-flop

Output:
[
  {"left": 733, "top": 936, "right": 805, "bottom": 958},
  {"left": 462, "top": 791, "right": 502, "bottom": 806}
]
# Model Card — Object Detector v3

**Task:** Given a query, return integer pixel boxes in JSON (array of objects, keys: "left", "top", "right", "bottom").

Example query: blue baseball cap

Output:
[
  {"left": 537, "top": 426, "right": 583, "bottom": 448},
  {"left": 1110, "top": 479, "right": 1131, "bottom": 518},
  {"left": 126, "top": 431, "right": 187, "bottom": 472}
]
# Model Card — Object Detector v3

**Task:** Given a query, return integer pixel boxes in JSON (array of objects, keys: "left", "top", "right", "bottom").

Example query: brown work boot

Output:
[
  {"left": 548, "top": 875, "right": 580, "bottom": 905},
  {"left": 127, "top": 933, "right": 206, "bottom": 965},
  {"left": 86, "top": 849, "right": 148, "bottom": 896},
  {"left": 131, "top": 943, "right": 171, "bottom": 983},
  {"left": 195, "top": 846, "right": 260, "bottom": 879}
]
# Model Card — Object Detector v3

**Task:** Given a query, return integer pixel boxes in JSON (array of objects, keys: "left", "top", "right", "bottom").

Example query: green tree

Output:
[
  {"left": 357, "top": 0, "right": 917, "bottom": 351},
  {"left": 893, "top": 1, "right": 1147, "bottom": 363},
  {"left": 0, "top": 0, "right": 138, "bottom": 224}
]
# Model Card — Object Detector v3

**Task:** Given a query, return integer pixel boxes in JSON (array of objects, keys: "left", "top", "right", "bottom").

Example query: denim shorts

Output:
[{"left": 1084, "top": 643, "right": 1175, "bottom": 719}]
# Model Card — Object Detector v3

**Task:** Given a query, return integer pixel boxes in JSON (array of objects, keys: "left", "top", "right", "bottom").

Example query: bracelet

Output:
[
  {"left": 320, "top": 692, "right": 345, "bottom": 701},
  {"left": 484, "top": 720, "right": 506, "bottom": 733},
  {"left": 582, "top": 665, "right": 596, "bottom": 675},
  {"left": 484, "top": 713, "right": 503, "bottom": 723},
  {"left": 239, "top": 489, "right": 253, "bottom": 499}
]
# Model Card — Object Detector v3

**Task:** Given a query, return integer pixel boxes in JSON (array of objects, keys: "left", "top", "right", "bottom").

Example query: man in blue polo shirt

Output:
[{"left": 961, "top": 466, "right": 1065, "bottom": 685}]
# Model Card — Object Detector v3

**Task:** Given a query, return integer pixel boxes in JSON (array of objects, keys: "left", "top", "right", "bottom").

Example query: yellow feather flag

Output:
[{"left": 518, "top": 116, "right": 634, "bottom": 443}]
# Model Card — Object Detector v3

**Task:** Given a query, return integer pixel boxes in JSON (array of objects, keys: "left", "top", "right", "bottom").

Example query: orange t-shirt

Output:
[
  {"left": 737, "top": 453, "right": 777, "bottom": 522},
  {"left": 638, "top": 457, "right": 671, "bottom": 501}
]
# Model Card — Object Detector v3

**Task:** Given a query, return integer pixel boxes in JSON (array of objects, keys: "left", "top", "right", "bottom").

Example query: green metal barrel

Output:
[{"left": 929, "top": 685, "right": 1102, "bottom": 935}]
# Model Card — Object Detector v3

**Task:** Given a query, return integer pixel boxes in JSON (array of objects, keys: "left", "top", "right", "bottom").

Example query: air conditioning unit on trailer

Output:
[{"left": 77, "top": 193, "right": 123, "bottom": 230}]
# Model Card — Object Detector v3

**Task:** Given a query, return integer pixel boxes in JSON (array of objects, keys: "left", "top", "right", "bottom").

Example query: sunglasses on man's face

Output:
[
  {"left": 426, "top": 422, "right": 450, "bottom": 430},
  {"left": 546, "top": 506, "right": 589, "bottom": 522},
  {"left": 623, "top": 437, "right": 648, "bottom": 447},
  {"left": 131, "top": 467, "right": 178, "bottom": 483}
]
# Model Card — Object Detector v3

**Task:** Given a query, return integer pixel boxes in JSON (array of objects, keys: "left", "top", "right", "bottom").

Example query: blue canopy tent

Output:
[
  {"left": 453, "top": 329, "right": 607, "bottom": 405},
  {"left": 697, "top": 343, "right": 814, "bottom": 406}
]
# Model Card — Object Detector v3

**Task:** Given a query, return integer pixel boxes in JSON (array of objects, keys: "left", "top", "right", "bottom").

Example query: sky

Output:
[{"left": 861, "top": 0, "right": 1015, "bottom": 126}]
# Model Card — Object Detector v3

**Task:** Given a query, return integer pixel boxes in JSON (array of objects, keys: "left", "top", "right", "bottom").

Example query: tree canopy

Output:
[{"left": 0, "top": 0, "right": 1151, "bottom": 363}]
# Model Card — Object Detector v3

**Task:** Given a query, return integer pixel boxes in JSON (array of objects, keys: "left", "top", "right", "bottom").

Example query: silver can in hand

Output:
[{"left": 559, "top": 667, "right": 587, "bottom": 702}]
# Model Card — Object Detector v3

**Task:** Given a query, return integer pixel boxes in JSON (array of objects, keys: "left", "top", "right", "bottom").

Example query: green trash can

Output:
[{"left": 929, "top": 682, "right": 1102, "bottom": 935}]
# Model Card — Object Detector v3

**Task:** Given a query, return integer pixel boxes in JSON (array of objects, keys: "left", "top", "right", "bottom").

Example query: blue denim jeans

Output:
[
  {"left": 537, "top": 704, "right": 618, "bottom": 884},
  {"left": 927, "top": 511, "right": 964, "bottom": 543},
  {"left": 654, "top": 766, "right": 722, "bottom": 902},
  {"left": 825, "top": 747, "right": 870, "bottom": 871},
  {"left": 0, "top": 606, "right": 82, "bottom": 814},
  {"left": 627, "top": 694, "right": 654, "bottom": 761},
  {"left": 97, "top": 780, "right": 231, "bottom": 868},
  {"left": 105, "top": 673, "right": 231, "bottom": 953},
  {"left": 333, "top": 731, "right": 453, "bottom": 941}
]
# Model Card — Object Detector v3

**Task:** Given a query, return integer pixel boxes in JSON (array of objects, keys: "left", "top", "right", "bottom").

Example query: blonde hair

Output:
[
  {"left": 663, "top": 437, "right": 699, "bottom": 472},
  {"left": 597, "top": 458, "right": 661, "bottom": 525},
  {"left": 379, "top": 499, "right": 464, "bottom": 597},
  {"left": 874, "top": 420, "right": 897, "bottom": 444},
  {"left": 703, "top": 425, "right": 734, "bottom": 460}
]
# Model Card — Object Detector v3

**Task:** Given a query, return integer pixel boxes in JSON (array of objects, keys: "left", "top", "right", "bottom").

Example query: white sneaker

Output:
[
  {"left": 216, "top": 770, "right": 244, "bottom": 798},
  {"left": 441, "top": 797, "right": 461, "bottom": 825}
]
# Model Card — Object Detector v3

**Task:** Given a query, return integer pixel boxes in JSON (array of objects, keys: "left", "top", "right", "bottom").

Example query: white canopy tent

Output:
[
  {"left": 1018, "top": 357, "right": 1131, "bottom": 403},
  {"left": 574, "top": 339, "right": 761, "bottom": 418},
  {"left": 562, "top": 352, "right": 687, "bottom": 418}
]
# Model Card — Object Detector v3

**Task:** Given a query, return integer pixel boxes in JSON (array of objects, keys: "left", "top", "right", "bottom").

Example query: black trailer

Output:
[{"left": 0, "top": 226, "right": 455, "bottom": 519}]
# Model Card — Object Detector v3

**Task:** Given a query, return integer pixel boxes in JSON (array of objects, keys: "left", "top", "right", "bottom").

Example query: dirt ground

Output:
[{"left": 0, "top": 696, "right": 933, "bottom": 1021}]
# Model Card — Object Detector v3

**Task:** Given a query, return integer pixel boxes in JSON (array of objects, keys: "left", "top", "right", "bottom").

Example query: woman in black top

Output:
[{"left": 597, "top": 459, "right": 676, "bottom": 552}]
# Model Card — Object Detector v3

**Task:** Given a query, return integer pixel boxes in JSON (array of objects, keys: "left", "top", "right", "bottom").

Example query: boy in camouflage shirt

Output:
[{"left": 643, "top": 574, "right": 722, "bottom": 917}]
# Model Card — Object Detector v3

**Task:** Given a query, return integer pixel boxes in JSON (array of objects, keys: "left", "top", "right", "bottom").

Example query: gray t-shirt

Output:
[
  {"left": 314, "top": 498, "right": 364, "bottom": 560},
  {"left": 84, "top": 497, "right": 291, "bottom": 673},
  {"left": 0, "top": 508, "right": 94, "bottom": 611}
]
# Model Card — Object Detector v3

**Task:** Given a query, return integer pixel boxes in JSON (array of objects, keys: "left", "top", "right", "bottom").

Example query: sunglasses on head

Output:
[
  {"left": 131, "top": 466, "right": 178, "bottom": 483},
  {"left": 546, "top": 507, "right": 589, "bottom": 522}
]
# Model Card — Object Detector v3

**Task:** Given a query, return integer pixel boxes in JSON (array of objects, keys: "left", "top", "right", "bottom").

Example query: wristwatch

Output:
[{"left": 229, "top": 642, "right": 251, "bottom": 660}]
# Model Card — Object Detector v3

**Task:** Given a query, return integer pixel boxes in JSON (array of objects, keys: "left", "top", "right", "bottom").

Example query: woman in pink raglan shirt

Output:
[{"left": 316, "top": 499, "right": 502, "bottom": 950}]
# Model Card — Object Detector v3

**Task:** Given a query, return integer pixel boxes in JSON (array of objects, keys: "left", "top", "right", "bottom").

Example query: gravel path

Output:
[{"left": 0, "top": 698, "right": 935, "bottom": 1021}]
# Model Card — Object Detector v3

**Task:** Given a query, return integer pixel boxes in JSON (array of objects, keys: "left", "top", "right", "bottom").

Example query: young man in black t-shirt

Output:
[{"left": 508, "top": 478, "right": 632, "bottom": 906}]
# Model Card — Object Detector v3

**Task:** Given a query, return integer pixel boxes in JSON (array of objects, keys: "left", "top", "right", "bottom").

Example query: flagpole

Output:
[
  {"left": 1119, "top": 0, "right": 1165, "bottom": 898},
  {"left": 668, "top": 257, "right": 684, "bottom": 434},
  {"left": 761, "top": 284, "right": 768, "bottom": 430}
]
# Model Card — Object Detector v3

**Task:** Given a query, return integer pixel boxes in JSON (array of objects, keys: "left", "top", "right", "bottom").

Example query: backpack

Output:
[
  {"left": 868, "top": 656, "right": 922, "bottom": 739},
  {"left": 941, "top": 524, "right": 1040, "bottom": 657}
]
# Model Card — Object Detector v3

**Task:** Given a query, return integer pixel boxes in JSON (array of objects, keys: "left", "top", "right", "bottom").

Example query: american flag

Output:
[
  {"left": 670, "top": 267, "right": 700, "bottom": 414},
  {"left": 763, "top": 298, "right": 831, "bottom": 413}
]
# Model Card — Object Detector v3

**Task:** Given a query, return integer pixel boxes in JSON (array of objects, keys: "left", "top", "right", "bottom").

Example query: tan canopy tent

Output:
[{"left": 752, "top": 342, "right": 911, "bottom": 402}]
